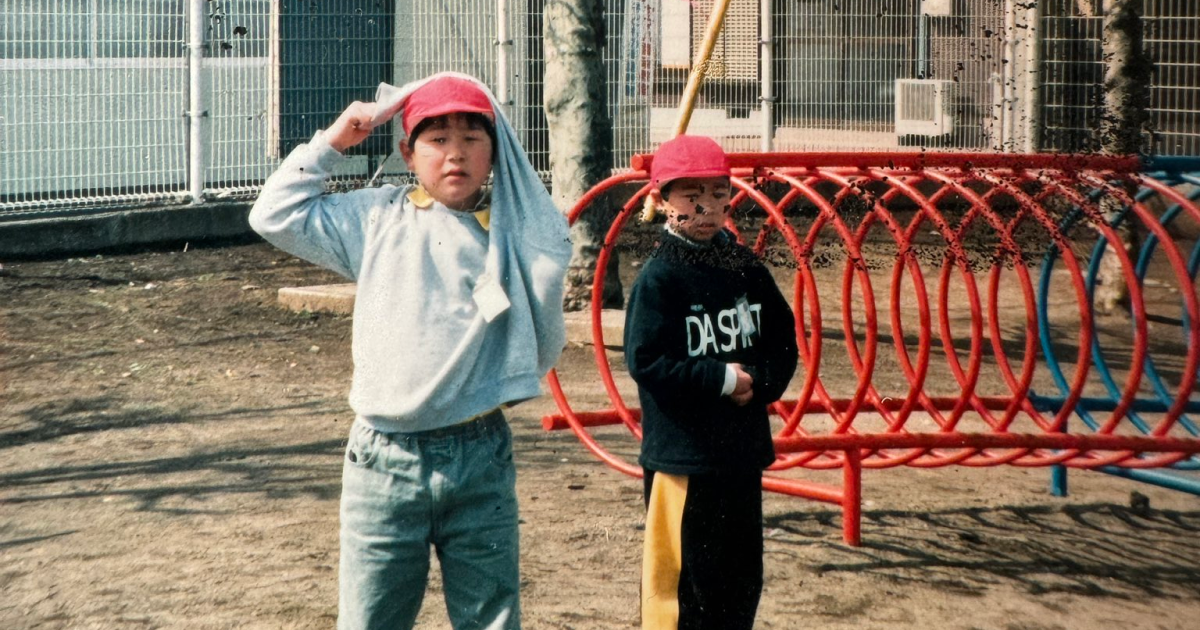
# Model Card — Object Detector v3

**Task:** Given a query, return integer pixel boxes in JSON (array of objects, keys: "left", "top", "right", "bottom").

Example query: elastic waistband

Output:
[{"left": 400, "top": 408, "right": 505, "bottom": 440}]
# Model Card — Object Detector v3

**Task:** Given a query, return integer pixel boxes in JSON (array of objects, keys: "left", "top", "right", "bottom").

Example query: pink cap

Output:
[
  {"left": 402, "top": 76, "right": 494, "bottom": 136},
  {"left": 650, "top": 135, "right": 731, "bottom": 189}
]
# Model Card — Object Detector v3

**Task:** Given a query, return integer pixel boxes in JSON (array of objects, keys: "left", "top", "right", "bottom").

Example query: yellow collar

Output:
[
  {"left": 474, "top": 207, "right": 491, "bottom": 231},
  {"left": 406, "top": 185, "right": 436, "bottom": 209},
  {"left": 407, "top": 186, "right": 490, "bottom": 231}
]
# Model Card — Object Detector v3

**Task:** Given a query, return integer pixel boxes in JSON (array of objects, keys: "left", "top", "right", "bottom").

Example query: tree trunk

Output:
[
  {"left": 544, "top": 0, "right": 623, "bottom": 312},
  {"left": 1094, "top": 0, "right": 1150, "bottom": 314}
]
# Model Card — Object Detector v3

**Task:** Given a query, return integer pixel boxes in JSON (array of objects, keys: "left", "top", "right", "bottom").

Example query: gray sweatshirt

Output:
[{"left": 249, "top": 127, "right": 571, "bottom": 433}]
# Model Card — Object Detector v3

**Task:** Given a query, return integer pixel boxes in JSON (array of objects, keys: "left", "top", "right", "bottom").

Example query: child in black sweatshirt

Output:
[{"left": 624, "top": 135, "right": 798, "bottom": 630}]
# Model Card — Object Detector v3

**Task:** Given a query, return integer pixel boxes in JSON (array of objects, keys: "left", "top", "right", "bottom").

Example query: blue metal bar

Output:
[
  {"left": 1051, "top": 464, "right": 1068, "bottom": 497},
  {"left": 1141, "top": 156, "right": 1200, "bottom": 174},
  {"left": 1036, "top": 213, "right": 1077, "bottom": 397},
  {"left": 1038, "top": 199, "right": 1089, "bottom": 499},
  {"left": 1130, "top": 195, "right": 1200, "bottom": 436},
  {"left": 1082, "top": 202, "right": 1158, "bottom": 432},
  {"left": 1035, "top": 191, "right": 1107, "bottom": 432},
  {"left": 1097, "top": 466, "right": 1200, "bottom": 495},
  {"left": 1036, "top": 175, "right": 1200, "bottom": 491},
  {"left": 1027, "top": 395, "right": 1200, "bottom": 414}
]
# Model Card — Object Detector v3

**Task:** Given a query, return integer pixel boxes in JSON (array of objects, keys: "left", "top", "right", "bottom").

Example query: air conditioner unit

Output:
[{"left": 895, "top": 79, "right": 955, "bottom": 137}]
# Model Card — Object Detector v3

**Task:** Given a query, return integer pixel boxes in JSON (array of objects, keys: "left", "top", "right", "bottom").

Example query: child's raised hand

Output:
[
  {"left": 326, "top": 101, "right": 377, "bottom": 153},
  {"left": 730, "top": 363, "right": 754, "bottom": 406}
]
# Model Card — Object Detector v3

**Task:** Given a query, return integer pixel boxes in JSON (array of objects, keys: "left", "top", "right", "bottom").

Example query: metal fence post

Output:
[
  {"left": 187, "top": 0, "right": 207, "bottom": 204},
  {"left": 496, "top": 0, "right": 512, "bottom": 115},
  {"left": 760, "top": 0, "right": 774, "bottom": 152},
  {"left": 1023, "top": 0, "right": 1042, "bottom": 153},
  {"left": 1001, "top": 0, "right": 1017, "bottom": 151}
]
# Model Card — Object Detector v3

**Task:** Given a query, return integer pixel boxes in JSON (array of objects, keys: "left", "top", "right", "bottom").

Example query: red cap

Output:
[
  {"left": 650, "top": 135, "right": 731, "bottom": 189},
  {"left": 402, "top": 76, "right": 494, "bottom": 136}
]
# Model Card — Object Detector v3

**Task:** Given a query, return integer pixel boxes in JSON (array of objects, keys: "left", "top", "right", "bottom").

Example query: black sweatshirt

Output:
[{"left": 624, "top": 228, "right": 799, "bottom": 475}]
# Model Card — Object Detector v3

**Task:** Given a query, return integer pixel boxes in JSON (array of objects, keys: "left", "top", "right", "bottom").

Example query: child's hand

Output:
[
  {"left": 730, "top": 363, "right": 754, "bottom": 406},
  {"left": 326, "top": 101, "right": 377, "bottom": 153}
]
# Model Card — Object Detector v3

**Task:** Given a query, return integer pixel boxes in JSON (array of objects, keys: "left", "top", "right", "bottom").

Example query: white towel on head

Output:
[{"left": 371, "top": 72, "right": 572, "bottom": 376}]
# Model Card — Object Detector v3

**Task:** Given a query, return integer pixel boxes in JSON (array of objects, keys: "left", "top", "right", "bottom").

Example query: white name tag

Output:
[
  {"left": 473, "top": 273, "right": 511, "bottom": 322},
  {"left": 736, "top": 296, "right": 757, "bottom": 335}
]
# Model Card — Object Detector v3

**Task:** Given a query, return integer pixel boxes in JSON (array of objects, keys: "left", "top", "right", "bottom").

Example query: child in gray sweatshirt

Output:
[{"left": 250, "top": 73, "right": 571, "bottom": 630}]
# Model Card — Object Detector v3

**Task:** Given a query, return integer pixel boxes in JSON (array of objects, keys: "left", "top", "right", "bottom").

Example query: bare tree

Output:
[
  {"left": 544, "top": 0, "right": 622, "bottom": 311},
  {"left": 1094, "top": 0, "right": 1151, "bottom": 314}
]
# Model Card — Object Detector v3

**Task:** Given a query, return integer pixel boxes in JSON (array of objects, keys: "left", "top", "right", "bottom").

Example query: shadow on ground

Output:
[
  {"left": 765, "top": 502, "right": 1200, "bottom": 599},
  {"left": 0, "top": 396, "right": 347, "bottom": 515}
]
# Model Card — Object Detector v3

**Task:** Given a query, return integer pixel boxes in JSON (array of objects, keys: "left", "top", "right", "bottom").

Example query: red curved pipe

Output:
[{"left": 542, "top": 152, "right": 1200, "bottom": 545}]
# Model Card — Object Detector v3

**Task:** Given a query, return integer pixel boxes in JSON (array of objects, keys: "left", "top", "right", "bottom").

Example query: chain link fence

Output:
[{"left": 1, "top": 0, "right": 1197, "bottom": 219}]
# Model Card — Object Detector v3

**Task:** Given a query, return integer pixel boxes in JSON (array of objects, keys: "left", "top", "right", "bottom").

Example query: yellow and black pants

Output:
[{"left": 641, "top": 469, "right": 763, "bottom": 630}]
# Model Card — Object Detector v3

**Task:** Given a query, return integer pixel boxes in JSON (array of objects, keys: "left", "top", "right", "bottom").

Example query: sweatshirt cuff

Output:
[
  {"left": 720, "top": 363, "right": 737, "bottom": 396},
  {"left": 305, "top": 129, "right": 347, "bottom": 171},
  {"left": 314, "top": 128, "right": 335, "bottom": 151}
]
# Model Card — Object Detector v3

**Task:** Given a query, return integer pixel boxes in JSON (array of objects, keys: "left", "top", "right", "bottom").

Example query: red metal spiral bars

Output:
[{"left": 542, "top": 152, "right": 1200, "bottom": 545}]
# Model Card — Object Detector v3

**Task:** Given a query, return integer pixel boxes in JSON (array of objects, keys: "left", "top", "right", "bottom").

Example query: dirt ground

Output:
[{"left": 3, "top": 237, "right": 1200, "bottom": 630}]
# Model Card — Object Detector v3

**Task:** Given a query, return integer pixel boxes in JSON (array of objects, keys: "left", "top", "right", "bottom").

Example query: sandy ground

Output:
[{"left": 2, "top": 238, "right": 1199, "bottom": 630}]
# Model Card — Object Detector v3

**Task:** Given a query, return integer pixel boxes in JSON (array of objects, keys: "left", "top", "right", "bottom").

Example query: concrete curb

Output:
[
  {"left": 273, "top": 281, "right": 626, "bottom": 347},
  {"left": 563, "top": 309, "right": 626, "bottom": 347},
  {"left": 277, "top": 283, "right": 357, "bottom": 315},
  {"left": 0, "top": 201, "right": 255, "bottom": 259}
]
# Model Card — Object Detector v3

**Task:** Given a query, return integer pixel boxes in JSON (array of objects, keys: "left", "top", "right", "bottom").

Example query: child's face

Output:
[
  {"left": 400, "top": 113, "right": 494, "bottom": 211},
  {"left": 654, "top": 176, "right": 733, "bottom": 242}
]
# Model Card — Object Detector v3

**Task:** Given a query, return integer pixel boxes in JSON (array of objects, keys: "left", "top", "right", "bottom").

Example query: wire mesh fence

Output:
[
  {"left": 1040, "top": 0, "right": 1199, "bottom": 156},
  {"left": 1, "top": 0, "right": 1197, "bottom": 219},
  {"left": 1144, "top": 0, "right": 1199, "bottom": 155},
  {"left": 1, "top": 0, "right": 190, "bottom": 213},
  {"left": 207, "top": 0, "right": 273, "bottom": 196}
]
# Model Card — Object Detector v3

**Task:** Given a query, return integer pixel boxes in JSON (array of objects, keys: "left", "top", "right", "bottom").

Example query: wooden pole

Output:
[{"left": 674, "top": 0, "right": 734, "bottom": 136}]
